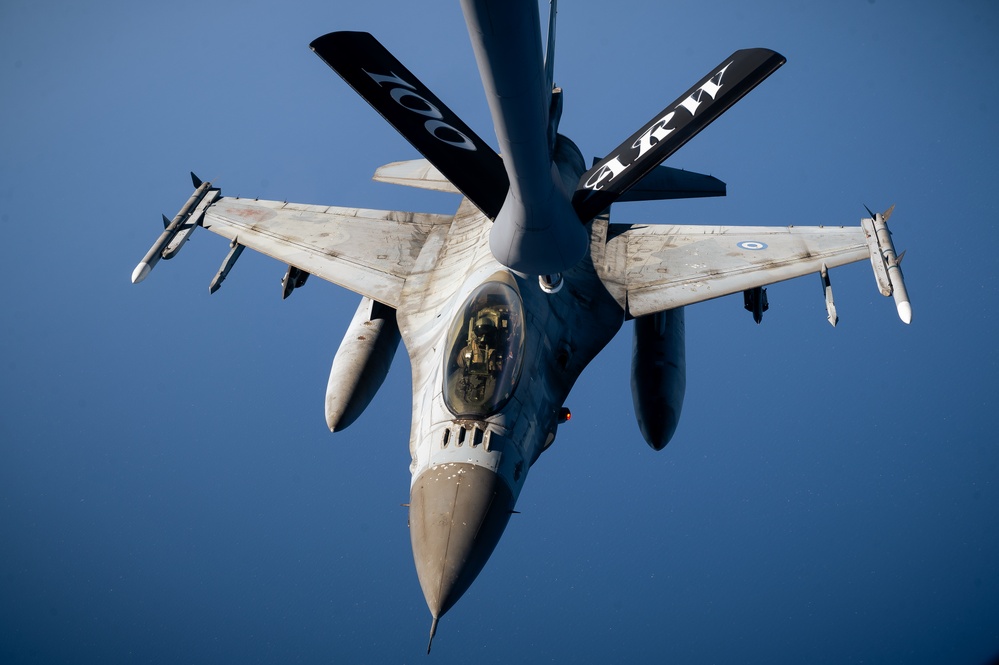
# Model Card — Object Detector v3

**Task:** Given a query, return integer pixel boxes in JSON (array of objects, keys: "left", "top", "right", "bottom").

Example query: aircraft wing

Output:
[
  {"left": 200, "top": 197, "right": 452, "bottom": 307},
  {"left": 600, "top": 223, "right": 870, "bottom": 318}
]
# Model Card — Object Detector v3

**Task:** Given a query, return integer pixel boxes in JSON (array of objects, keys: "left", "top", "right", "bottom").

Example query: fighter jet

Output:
[{"left": 132, "top": 0, "right": 910, "bottom": 651}]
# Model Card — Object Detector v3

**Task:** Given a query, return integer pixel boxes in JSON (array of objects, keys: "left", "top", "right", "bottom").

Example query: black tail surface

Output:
[
  {"left": 572, "top": 48, "right": 785, "bottom": 222},
  {"left": 311, "top": 31, "right": 509, "bottom": 218}
]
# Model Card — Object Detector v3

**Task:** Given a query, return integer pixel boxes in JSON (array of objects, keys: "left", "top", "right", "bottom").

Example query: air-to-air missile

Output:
[
  {"left": 131, "top": 173, "right": 218, "bottom": 284},
  {"left": 863, "top": 205, "right": 911, "bottom": 324}
]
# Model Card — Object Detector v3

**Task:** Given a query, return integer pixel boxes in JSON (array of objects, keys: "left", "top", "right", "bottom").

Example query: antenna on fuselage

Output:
[
  {"left": 544, "top": 0, "right": 562, "bottom": 154},
  {"left": 544, "top": 0, "right": 557, "bottom": 93}
]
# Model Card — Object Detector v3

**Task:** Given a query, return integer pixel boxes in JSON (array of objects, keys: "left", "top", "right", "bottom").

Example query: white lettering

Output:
[
  {"left": 676, "top": 61, "right": 732, "bottom": 116},
  {"left": 363, "top": 69, "right": 415, "bottom": 90},
  {"left": 583, "top": 59, "right": 740, "bottom": 193},
  {"left": 675, "top": 91, "right": 703, "bottom": 116},
  {"left": 389, "top": 88, "right": 443, "bottom": 119},
  {"left": 425, "top": 120, "right": 476, "bottom": 151},
  {"left": 584, "top": 156, "right": 629, "bottom": 190},
  {"left": 362, "top": 69, "right": 477, "bottom": 152},
  {"left": 700, "top": 61, "right": 732, "bottom": 98},
  {"left": 631, "top": 112, "right": 675, "bottom": 158}
]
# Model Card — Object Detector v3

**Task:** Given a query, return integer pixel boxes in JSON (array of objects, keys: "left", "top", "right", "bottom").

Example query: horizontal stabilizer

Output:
[
  {"left": 615, "top": 165, "right": 725, "bottom": 203},
  {"left": 373, "top": 159, "right": 461, "bottom": 194},
  {"left": 310, "top": 32, "right": 508, "bottom": 218},
  {"left": 573, "top": 48, "right": 785, "bottom": 222}
]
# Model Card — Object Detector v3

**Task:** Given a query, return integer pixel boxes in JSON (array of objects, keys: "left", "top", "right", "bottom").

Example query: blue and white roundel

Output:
[{"left": 737, "top": 241, "right": 768, "bottom": 250}]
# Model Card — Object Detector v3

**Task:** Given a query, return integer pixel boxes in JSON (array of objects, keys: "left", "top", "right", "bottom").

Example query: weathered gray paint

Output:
[
  {"left": 131, "top": 0, "right": 910, "bottom": 649},
  {"left": 325, "top": 297, "right": 401, "bottom": 432}
]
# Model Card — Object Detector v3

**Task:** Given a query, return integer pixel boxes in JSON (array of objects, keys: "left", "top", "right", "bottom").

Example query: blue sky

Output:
[{"left": 2, "top": 0, "right": 997, "bottom": 663}]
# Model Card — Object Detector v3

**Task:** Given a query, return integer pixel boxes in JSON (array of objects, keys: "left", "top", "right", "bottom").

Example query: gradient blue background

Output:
[{"left": 2, "top": 1, "right": 997, "bottom": 662}]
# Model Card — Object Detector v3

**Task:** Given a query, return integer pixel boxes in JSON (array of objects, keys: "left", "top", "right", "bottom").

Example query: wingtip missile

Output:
[
  {"left": 131, "top": 261, "right": 152, "bottom": 284},
  {"left": 861, "top": 205, "right": 911, "bottom": 324},
  {"left": 132, "top": 176, "right": 218, "bottom": 284},
  {"left": 131, "top": 214, "right": 175, "bottom": 283},
  {"left": 897, "top": 299, "right": 912, "bottom": 325},
  {"left": 892, "top": 250, "right": 912, "bottom": 323}
]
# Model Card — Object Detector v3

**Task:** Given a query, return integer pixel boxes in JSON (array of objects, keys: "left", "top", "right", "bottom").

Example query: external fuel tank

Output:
[
  {"left": 325, "top": 297, "right": 401, "bottom": 432},
  {"left": 630, "top": 307, "right": 686, "bottom": 450}
]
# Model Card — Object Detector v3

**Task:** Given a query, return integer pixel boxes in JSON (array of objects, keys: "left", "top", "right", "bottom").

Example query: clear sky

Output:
[{"left": 2, "top": 0, "right": 997, "bottom": 663}]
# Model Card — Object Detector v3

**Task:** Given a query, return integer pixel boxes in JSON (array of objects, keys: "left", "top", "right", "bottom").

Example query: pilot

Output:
[
  {"left": 457, "top": 311, "right": 501, "bottom": 371},
  {"left": 474, "top": 314, "right": 498, "bottom": 346}
]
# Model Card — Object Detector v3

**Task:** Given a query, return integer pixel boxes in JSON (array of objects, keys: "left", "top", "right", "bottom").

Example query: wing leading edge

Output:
[{"left": 201, "top": 197, "right": 452, "bottom": 308}]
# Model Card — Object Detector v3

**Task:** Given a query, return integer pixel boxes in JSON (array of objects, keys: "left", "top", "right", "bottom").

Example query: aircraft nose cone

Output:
[{"left": 410, "top": 463, "right": 515, "bottom": 619}]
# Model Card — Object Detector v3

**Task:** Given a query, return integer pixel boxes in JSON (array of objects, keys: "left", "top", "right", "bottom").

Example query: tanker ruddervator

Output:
[{"left": 132, "top": 0, "right": 910, "bottom": 651}]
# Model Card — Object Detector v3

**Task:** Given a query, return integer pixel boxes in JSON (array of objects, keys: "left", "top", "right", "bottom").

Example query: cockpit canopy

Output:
[{"left": 443, "top": 280, "right": 525, "bottom": 418}]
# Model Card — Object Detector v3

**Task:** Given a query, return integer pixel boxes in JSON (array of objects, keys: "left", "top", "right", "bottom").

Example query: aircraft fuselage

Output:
[{"left": 396, "top": 136, "right": 624, "bottom": 620}]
